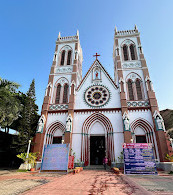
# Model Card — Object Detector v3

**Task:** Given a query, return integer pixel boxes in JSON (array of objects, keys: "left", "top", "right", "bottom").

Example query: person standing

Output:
[{"left": 103, "top": 156, "right": 108, "bottom": 170}]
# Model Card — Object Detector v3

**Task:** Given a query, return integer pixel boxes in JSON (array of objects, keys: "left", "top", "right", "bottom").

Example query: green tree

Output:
[
  {"left": 12, "top": 79, "right": 39, "bottom": 152},
  {"left": 0, "top": 78, "right": 22, "bottom": 133}
]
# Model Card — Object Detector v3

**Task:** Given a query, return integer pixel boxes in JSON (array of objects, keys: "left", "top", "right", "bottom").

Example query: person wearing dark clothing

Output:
[{"left": 103, "top": 157, "right": 108, "bottom": 170}]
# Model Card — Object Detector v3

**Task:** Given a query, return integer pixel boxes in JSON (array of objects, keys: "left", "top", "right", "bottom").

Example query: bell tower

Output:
[
  {"left": 113, "top": 25, "right": 169, "bottom": 162},
  {"left": 33, "top": 30, "right": 83, "bottom": 156}
]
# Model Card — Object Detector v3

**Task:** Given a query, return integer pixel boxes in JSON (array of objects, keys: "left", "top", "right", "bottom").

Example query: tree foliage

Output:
[
  {"left": 160, "top": 109, "right": 173, "bottom": 138},
  {"left": 12, "top": 79, "right": 39, "bottom": 152},
  {"left": 0, "top": 78, "right": 22, "bottom": 131}
]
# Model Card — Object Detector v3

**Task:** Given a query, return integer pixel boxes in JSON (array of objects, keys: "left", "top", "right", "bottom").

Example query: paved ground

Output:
[
  {"left": 0, "top": 169, "right": 173, "bottom": 195},
  {"left": 0, "top": 170, "right": 61, "bottom": 195},
  {"left": 127, "top": 174, "right": 173, "bottom": 195},
  {"left": 22, "top": 170, "right": 144, "bottom": 195},
  {"left": 0, "top": 170, "right": 148, "bottom": 195}
]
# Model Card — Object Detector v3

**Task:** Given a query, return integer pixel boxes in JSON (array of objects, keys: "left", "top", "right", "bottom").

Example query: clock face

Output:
[{"left": 84, "top": 85, "right": 110, "bottom": 107}]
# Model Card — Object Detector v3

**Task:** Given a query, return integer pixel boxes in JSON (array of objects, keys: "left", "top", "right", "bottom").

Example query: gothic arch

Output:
[
  {"left": 126, "top": 73, "right": 144, "bottom": 100},
  {"left": 121, "top": 39, "right": 136, "bottom": 47},
  {"left": 54, "top": 77, "right": 69, "bottom": 87},
  {"left": 81, "top": 112, "right": 115, "bottom": 166},
  {"left": 125, "top": 72, "right": 142, "bottom": 82},
  {"left": 59, "top": 45, "right": 73, "bottom": 66},
  {"left": 53, "top": 77, "right": 69, "bottom": 104},
  {"left": 59, "top": 45, "right": 73, "bottom": 51},
  {"left": 131, "top": 118, "right": 159, "bottom": 160},
  {"left": 121, "top": 39, "right": 137, "bottom": 61},
  {"left": 44, "top": 120, "right": 66, "bottom": 145}
]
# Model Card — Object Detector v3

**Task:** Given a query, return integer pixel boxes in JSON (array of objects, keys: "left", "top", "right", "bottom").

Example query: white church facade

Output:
[{"left": 33, "top": 26, "right": 171, "bottom": 166}]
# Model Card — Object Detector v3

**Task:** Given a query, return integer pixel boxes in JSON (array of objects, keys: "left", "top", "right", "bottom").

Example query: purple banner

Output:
[
  {"left": 41, "top": 144, "right": 69, "bottom": 171},
  {"left": 123, "top": 143, "right": 157, "bottom": 175}
]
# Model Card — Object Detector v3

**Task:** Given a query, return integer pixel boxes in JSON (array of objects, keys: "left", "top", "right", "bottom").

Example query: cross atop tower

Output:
[{"left": 93, "top": 52, "right": 100, "bottom": 60}]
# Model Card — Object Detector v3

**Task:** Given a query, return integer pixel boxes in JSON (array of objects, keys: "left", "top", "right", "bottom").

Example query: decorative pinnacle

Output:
[
  {"left": 134, "top": 24, "right": 138, "bottom": 30},
  {"left": 115, "top": 25, "right": 117, "bottom": 33},
  {"left": 58, "top": 32, "right": 61, "bottom": 38},
  {"left": 76, "top": 29, "right": 79, "bottom": 36}
]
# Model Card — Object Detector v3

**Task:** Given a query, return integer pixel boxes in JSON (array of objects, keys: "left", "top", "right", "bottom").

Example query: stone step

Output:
[{"left": 84, "top": 165, "right": 108, "bottom": 170}]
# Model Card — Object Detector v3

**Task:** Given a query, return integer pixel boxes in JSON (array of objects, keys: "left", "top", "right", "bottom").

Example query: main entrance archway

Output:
[{"left": 81, "top": 112, "right": 115, "bottom": 166}]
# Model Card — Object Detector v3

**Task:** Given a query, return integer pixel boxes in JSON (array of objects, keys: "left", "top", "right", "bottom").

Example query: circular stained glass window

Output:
[{"left": 84, "top": 85, "right": 110, "bottom": 107}]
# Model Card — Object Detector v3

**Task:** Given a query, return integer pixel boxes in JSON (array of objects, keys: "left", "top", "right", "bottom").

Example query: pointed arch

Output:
[
  {"left": 63, "top": 83, "right": 69, "bottom": 103},
  {"left": 123, "top": 45, "right": 128, "bottom": 61},
  {"left": 81, "top": 112, "right": 115, "bottom": 166},
  {"left": 60, "top": 50, "right": 65, "bottom": 65},
  {"left": 44, "top": 120, "right": 66, "bottom": 145},
  {"left": 135, "top": 79, "right": 143, "bottom": 100},
  {"left": 67, "top": 50, "right": 72, "bottom": 65},
  {"left": 131, "top": 118, "right": 159, "bottom": 160},
  {"left": 130, "top": 44, "right": 136, "bottom": 60},
  {"left": 55, "top": 84, "right": 61, "bottom": 104},
  {"left": 127, "top": 79, "right": 134, "bottom": 100}
]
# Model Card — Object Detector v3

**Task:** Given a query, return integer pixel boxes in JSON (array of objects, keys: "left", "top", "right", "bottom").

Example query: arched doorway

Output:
[
  {"left": 90, "top": 121, "right": 106, "bottom": 165},
  {"left": 131, "top": 118, "right": 159, "bottom": 161},
  {"left": 81, "top": 112, "right": 115, "bottom": 166},
  {"left": 44, "top": 120, "right": 66, "bottom": 145}
]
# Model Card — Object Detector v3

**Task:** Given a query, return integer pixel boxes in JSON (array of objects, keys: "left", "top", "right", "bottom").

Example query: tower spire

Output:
[
  {"left": 76, "top": 29, "right": 79, "bottom": 37},
  {"left": 134, "top": 24, "right": 138, "bottom": 31},
  {"left": 58, "top": 32, "right": 61, "bottom": 38},
  {"left": 115, "top": 25, "right": 117, "bottom": 34}
]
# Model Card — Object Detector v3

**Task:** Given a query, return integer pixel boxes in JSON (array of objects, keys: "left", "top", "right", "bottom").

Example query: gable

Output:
[
  {"left": 75, "top": 60, "right": 121, "bottom": 109},
  {"left": 77, "top": 59, "right": 117, "bottom": 90}
]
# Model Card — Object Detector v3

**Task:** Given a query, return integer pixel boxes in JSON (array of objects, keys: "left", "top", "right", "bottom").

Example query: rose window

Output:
[{"left": 84, "top": 86, "right": 110, "bottom": 107}]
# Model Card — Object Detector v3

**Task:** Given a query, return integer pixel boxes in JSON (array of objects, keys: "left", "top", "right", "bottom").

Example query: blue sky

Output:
[{"left": 0, "top": 0, "right": 173, "bottom": 114}]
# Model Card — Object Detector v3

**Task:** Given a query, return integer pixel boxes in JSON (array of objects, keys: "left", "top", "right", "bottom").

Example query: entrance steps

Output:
[{"left": 84, "top": 165, "right": 105, "bottom": 170}]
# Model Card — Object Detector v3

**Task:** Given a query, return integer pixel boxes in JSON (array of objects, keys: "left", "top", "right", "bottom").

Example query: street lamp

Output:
[{"left": 26, "top": 140, "right": 31, "bottom": 170}]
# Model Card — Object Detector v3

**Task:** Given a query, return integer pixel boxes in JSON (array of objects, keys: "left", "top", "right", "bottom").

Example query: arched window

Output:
[
  {"left": 55, "top": 84, "right": 61, "bottom": 104},
  {"left": 136, "top": 79, "right": 142, "bottom": 100},
  {"left": 67, "top": 50, "right": 72, "bottom": 65},
  {"left": 60, "top": 50, "right": 65, "bottom": 65},
  {"left": 130, "top": 44, "right": 136, "bottom": 60},
  {"left": 127, "top": 80, "right": 134, "bottom": 100},
  {"left": 63, "top": 84, "right": 69, "bottom": 103},
  {"left": 123, "top": 45, "right": 128, "bottom": 61}
]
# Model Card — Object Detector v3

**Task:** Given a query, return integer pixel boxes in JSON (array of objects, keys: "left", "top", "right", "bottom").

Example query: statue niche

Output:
[{"left": 93, "top": 68, "right": 101, "bottom": 80}]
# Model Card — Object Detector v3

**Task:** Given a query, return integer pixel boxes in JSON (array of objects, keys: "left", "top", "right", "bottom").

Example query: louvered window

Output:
[
  {"left": 55, "top": 85, "right": 61, "bottom": 104},
  {"left": 130, "top": 45, "right": 136, "bottom": 60},
  {"left": 136, "top": 80, "right": 142, "bottom": 100},
  {"left": 127, "top": 80, "right": 134, "bottom": 100},
  {"left": 123, "top": 45, "right": 128, "bottom": 61},
  {"left": 60, "top": 50, "right": 65, "bottom": 65},
  {"left": 67, "top": 50, "right": 71, "bottom": 65},
  {"left": 63, "top": 84, "right": 69, "bottom": 103}
]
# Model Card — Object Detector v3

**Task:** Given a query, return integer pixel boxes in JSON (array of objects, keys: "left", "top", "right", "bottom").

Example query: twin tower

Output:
[{"left": 33, "top": 26, "right": 171, "bottom": 164}]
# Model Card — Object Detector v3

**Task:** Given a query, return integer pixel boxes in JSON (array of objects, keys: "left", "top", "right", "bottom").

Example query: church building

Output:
[{"left": 33, "top": 26, "right": 171, "bottom": 167}]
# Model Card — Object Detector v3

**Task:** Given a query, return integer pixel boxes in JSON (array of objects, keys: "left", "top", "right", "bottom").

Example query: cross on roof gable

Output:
[{"left": 77, "top": 59, "right": 118, "bottom": 91}]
